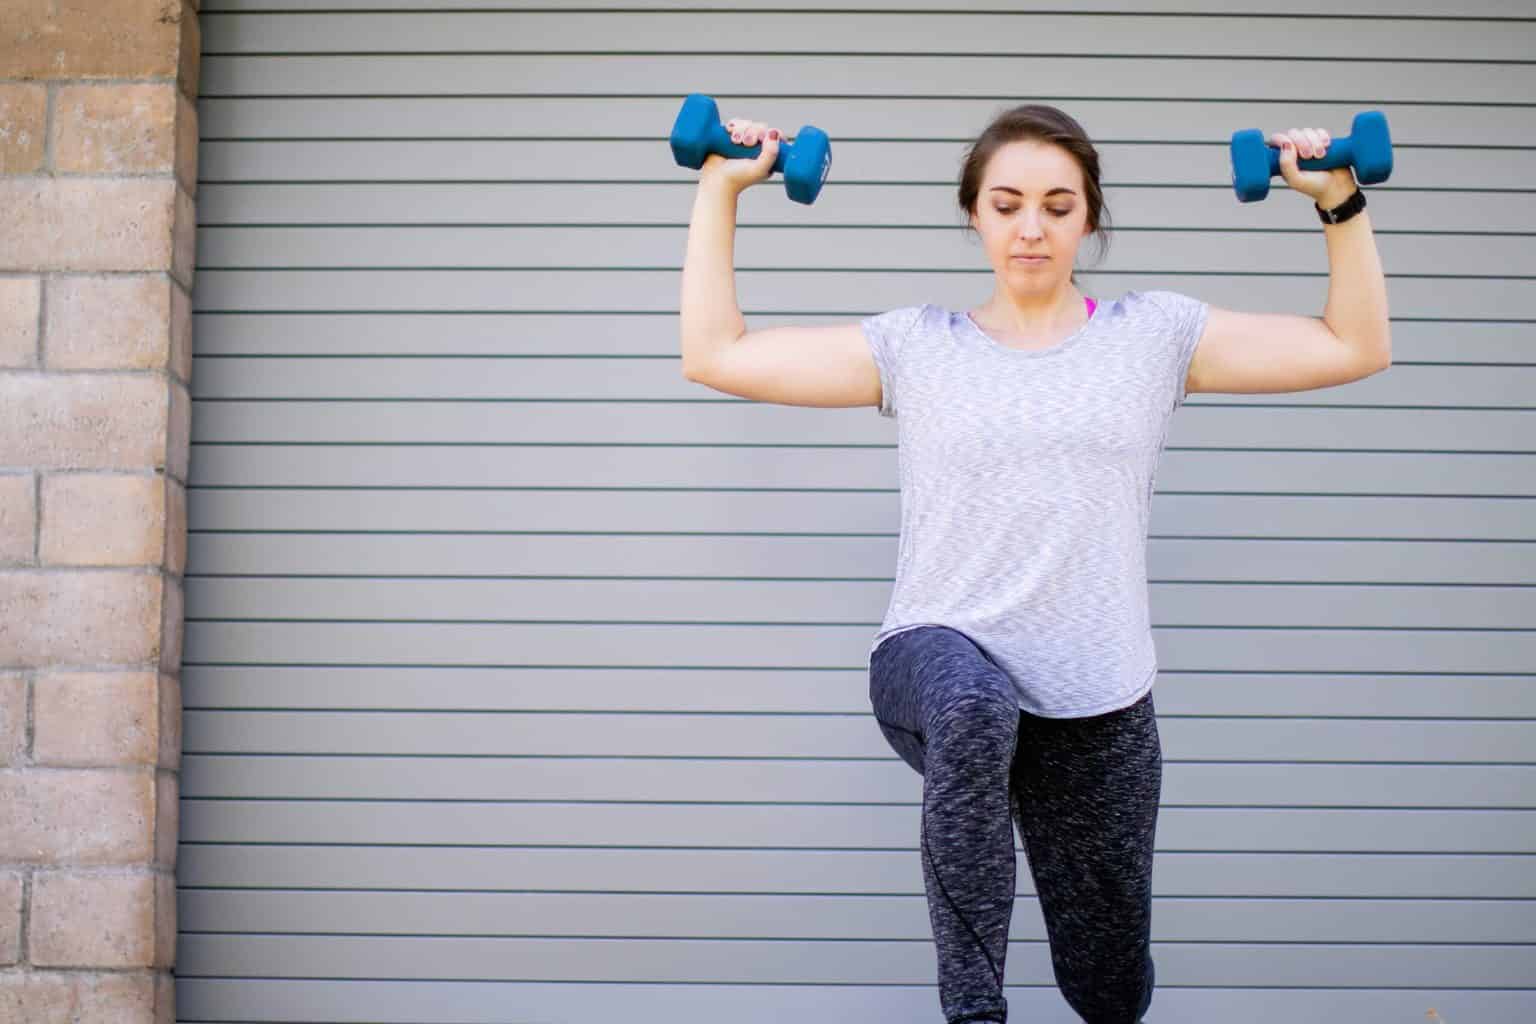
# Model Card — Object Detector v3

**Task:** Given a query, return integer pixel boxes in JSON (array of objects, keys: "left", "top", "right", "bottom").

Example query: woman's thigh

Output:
[{"left": 867, "top": 625, "right": 1018, "bottom": 774}]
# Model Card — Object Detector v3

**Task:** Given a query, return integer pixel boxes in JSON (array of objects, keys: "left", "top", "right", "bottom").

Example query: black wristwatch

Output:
[{"left": 1316, "top": 187, "right": 1366, "bottom": 225}]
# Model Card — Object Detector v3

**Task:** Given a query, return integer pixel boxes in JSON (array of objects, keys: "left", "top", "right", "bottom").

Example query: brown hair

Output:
[{"left": 957, "top": 104, "right": 1112, "bottom": 277}]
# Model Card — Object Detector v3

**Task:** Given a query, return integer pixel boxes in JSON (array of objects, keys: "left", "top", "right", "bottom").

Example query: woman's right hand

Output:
[{"left": 698, "top": 116, "right": 783, "bottom": 195}]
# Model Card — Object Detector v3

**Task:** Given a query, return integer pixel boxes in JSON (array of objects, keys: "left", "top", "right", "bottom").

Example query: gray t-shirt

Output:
[{"left": 863, "top": 290, "right": 1209, "bottom": 718}]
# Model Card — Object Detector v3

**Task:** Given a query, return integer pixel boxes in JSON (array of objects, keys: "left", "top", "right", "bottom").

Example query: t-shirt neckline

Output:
[{"left": 960, "top": 296, "right": 1099, "bottom": 358}]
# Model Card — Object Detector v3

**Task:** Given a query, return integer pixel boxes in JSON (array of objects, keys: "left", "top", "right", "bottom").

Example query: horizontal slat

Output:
[
  {"left": 180, "top": 621, "right": 1536, "bottom": 674},
  {"left": 183, "top": 447, "right": 1536, "bottom": 496},
  {"left": 188, "top": 313, "right": 1532, "bottom": 363},
  {"left": 248, "top": 891, "right": 1513, "bottom": 947},
  {"left": 204, "top": 54, "right": 1536, "bottom": 103},
  {"left": 195, "top": 225, "right": 1536, "bottom": 277},
  {"left": 179, "top": 666, "right": 1536, "bottom": 718},
  {"left": 181, "top": 579, "right": 1536, "bottom": 629},
  {"left": 176, "top": 845, "right": 1536, "bottom": 897},
  {"left": 195, "top": 182, "right": 1536, "bottom": 236},
  {"left": 186, "top": 361, "right": 1536, "bottom": 408},
  {"left": 199, "top": 0, "right": 1536, "bottom": 14},
  {"left": 177, "top": 889, "right": 1536, "bottom": 942},
  {"left": 184, "top": 491, "right": 1536, "bottom": 539},
  {"left": 178, "top": 755, "right": 1536, "bottom": 806},
  {"left": 182, "top": 536, "right": 1536, "bottom": 584},
  {"left": 197, "top": 139, "right": 1535, "bottom": 192},
  {"left": 166, "top": 933, "right": 1536, "bottom": 986},
  {"left": 198, "top": 12, "right": 1536, "bottom": 60},
  {"left": 197, "top": 95, "right": 1536, "bottom": 149},
  {"left": 180, "top": 711, "right": 1536, "bottom": 762},
  {"left": 171, "top": 978, "right": 1536, "bottom": 1024},
  {"left": 178, "top": 802, "right": 1536, "bottom": 854},
  {"left": 188, "top": 270, "right": 1536, "bottom": 319}
]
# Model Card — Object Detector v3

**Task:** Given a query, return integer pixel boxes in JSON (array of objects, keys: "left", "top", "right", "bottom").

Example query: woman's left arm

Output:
[{"left": 1186, "top": 126, "right": 1392, "bottom": 396}]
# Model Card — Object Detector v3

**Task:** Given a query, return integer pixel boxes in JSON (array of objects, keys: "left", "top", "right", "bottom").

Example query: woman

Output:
[{"left": 679, "top": 104, "right": 1390, "bottom": 1024}]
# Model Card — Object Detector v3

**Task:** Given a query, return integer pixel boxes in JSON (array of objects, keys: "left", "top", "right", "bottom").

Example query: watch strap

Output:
[{"left": 1317, "top": 187, "right": 1366, "bottom": 225}]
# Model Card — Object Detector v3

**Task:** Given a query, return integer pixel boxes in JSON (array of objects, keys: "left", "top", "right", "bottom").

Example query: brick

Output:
[
  {"left": 0, "top": 570, "right": 163, "bottom": 668},
  {"left": 159, "top": 574, "right": 183, "bottom": 676},
  {"left": 154, "top": 871, "right": 175, "bottom": 967},
  {"left": 0, "top": 83, "right": 47, "bottom": 174},
  {"left": 164, "top": 477, "right": 186, "bottom": 577},
  {"left": 154, "top": 969, "right": 174, "bottom": 1024},
  {"left": 0, "top": 872, "right": 18, "bottom": 965},
  {"left": 157, "top": 674, "right": 180, "bottom": 773},
  {"left": 34, "top": 671, "right": 159, "bottom": 766},
  {"left": 0, "top": 179, "right": 179, "bottom": 274},
  {"left": 175, "top": 90, "right": 198, "bottom": 198},
  {"left": 169, "top": 280, "right": 191, "bottom": 384},
  {"left": 0, "top": 0, "right": 190, "bottom": 83},
  {"left": 53, "top": 84, "right": 177, "bottom": 177},
  {"left": 0, "top": 277, "right": 40, "bottom": 368},
  {"left": 0, "top": 672, "right": 24, "bottom": 764},
  {"left": 0, "top": 769, "right": 155, "bottom": 863},
  {"left": 0, "top": 373, "right": 170, "bottom": 471},
  {"left": 0, "top": 971, "right": 157, "bottom": 1024},
  {"left": 40, "top": 473, "right": 166, "bottom": 567},
  {"left": 167, "top": 380, "right": 190, "bottom": 483},
  {"left": 153, "top": 767, "right": 178, "bottom": 868},
  {"left": 0, "top": 474, "right": 36, "bottom": 564},
  {"left": 30, "top": 871, "right": 157, "bottom": 968},
  {"left": 172, "top": 183, "right": 196, "bottom": 291},
  {"left": 181, "top": 2, "right": 202, "bottom": 100},
  {"left": 45, "top": 275, "right": 175, "bottom": 372}
]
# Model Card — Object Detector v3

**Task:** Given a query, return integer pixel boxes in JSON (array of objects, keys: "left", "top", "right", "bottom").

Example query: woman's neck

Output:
[{"left": 972, "top": 285, "right": 1088, "bottom": 335}]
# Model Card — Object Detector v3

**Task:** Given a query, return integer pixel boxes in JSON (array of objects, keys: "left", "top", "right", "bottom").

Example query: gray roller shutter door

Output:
[{"left": 180, "top": 2, "right": 1536, "bottom": 1021}]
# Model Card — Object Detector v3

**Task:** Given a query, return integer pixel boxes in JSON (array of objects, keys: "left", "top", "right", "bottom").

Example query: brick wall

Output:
[{"left": 0, "top": 1, "right": 199, "bottom": 1020}]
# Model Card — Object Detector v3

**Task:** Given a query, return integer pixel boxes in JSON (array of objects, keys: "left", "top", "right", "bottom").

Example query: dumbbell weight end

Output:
[
  {"left": 669, "top": 93, "right": 833, "bottom": 205},
  {"left": 1229, "top": 110, "right": 1392, "bottom": 203}
]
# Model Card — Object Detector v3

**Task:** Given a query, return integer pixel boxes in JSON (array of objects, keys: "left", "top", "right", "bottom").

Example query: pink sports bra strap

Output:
[{"left": 1085, "top": 296, "right": 1097, "bottom": 317}]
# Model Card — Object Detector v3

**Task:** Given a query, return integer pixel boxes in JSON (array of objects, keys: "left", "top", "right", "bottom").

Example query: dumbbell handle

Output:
[
  {"left": 704, "top": 122, "right": 790, "bottom": 176},
  {"left": 1264, "top": 135, "right": 1358, "bottom": 178}
]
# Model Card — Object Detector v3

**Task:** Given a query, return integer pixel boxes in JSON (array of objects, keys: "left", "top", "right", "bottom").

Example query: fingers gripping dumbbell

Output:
[
  {"left": 669, "top": 93, "right": 833, "bottom": 205},
  {"left": 1230, "top": 109, "right": 1393, "bottom": 203}
]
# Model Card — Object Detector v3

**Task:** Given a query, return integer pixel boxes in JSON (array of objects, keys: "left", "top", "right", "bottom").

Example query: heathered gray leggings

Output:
[{"left": 868, "top": 625, "right": 1162, "bottom": 1024}]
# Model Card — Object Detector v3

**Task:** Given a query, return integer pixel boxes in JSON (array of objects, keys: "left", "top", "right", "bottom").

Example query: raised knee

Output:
[{"left": 926, "top": 688, "right": 1018, "bottom": 762}]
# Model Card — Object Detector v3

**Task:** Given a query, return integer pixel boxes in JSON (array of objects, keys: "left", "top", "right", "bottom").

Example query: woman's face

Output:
[{"left": 968, "top": 140, "right": 1093, "bottom": 292}]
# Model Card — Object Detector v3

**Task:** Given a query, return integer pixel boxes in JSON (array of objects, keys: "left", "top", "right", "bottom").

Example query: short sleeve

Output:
[
  {"left": 860, "top": 304, "right": 925, "bottom": 418},
  {"left": 1145, "top": 290, "right": 1210, "bottom": 407}
]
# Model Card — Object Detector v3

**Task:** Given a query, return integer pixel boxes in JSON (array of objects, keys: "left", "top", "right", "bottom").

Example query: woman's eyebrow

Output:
[{"left": 988, "top": 186, "right": 1078, "bottom": 197}]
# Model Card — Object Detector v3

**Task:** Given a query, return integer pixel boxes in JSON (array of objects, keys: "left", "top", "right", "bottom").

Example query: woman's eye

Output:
[{"left": 994, "top": 206, "right": 1072, "bottom": 216}]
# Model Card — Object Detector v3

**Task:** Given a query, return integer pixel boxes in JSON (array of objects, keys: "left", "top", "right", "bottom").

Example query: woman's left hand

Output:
[{"left": 1270, "top": 127, "right": 1358, "bottom": 208}]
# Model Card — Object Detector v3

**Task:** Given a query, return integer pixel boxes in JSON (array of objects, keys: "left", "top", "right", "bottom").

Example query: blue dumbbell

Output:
[
  {"left": 1230, "top": 110, "right": 1393, "bottom": 203},
  {"left": 669, "top": 93, "right": 833, "bottom": 205}
]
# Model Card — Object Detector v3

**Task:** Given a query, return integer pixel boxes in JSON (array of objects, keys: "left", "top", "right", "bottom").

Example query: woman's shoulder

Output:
[
  {"left": 875, "top": 302, "right": 955, "bottom": 334},
  {"left": 1104, "top": 288, "right": 1174, "bottom": 306},
  {"left": 1105, "top": 289, "right": 1207, "bottom": 320}
]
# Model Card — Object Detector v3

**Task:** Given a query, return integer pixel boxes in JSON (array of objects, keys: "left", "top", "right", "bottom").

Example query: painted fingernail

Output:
[{"left": 768, "top": 130, "right": 779, "bottom": 140}]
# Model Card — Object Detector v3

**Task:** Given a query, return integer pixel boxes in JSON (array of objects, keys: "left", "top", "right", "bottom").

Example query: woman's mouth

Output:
[{"left": 1011, "top": 255, "right": 1049, "bottom": 263}]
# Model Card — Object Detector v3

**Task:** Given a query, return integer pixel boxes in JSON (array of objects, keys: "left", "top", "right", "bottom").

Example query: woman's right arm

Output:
[
  {"left": 679, "top": 178, "right": 750, "bottom": 378},
  {"left": 678, "top": 128, "right": 885, "bottom": 411}
]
